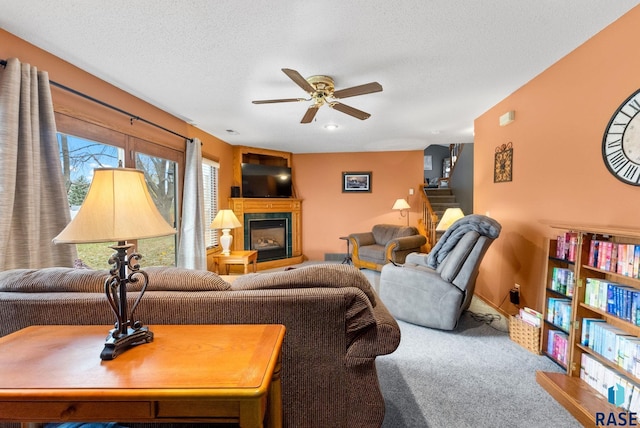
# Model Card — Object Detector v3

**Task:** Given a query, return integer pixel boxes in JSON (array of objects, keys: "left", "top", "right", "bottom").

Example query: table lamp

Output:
[
  {"left": 392, "top": 198, "right": 411, "bottom": 226},
  {"left": 210, "top": 209, "right": 242, "bottom": 255},
  {"left": 53, "top": 168, "right": 176, "bottom": 360},
  {"left": 436, "top": 208, "right": 465, "bottom": 232}
]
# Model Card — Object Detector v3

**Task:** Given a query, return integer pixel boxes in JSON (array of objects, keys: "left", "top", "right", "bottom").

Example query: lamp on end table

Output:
[
  {"left": 53, "top": 168, "right": 176, "bottom": 360},
  {"left": 210, "top": 209, "right": 242, "bottom": 255}
]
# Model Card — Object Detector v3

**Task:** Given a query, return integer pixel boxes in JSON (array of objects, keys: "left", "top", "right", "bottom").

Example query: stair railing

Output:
[
  {"left": 421, "top": 143, "right": 464, "bottom": 249},
  {"left": 419, "top": 186, "right": 439, "bottom": 252},
  {"left": 448, "top": 143, "right": 463, "bottom": 178}
]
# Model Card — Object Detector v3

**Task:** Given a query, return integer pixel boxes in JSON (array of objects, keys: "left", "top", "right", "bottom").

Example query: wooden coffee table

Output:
[
  {"left": 212, "top": 250, "right": 258, "bottom": 274},
  {"left": 0, "top": 324, "right": 285, "bottom": 428}
]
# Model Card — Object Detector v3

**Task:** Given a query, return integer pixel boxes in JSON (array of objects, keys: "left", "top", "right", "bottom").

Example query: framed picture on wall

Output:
[
  {"left": 342, "top": 171, "right": 372, "bottom": 193},
  {"left": 424, "top": 155, "right": 433, "bottom": 171}
]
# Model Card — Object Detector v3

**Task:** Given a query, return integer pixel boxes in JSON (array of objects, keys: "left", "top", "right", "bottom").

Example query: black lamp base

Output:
[{"left": 100, "top": 326, "right": 154, "bottom": 361}]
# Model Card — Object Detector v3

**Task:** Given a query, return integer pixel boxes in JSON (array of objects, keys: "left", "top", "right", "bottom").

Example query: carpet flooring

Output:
[
  {"left": 361, "top": 267, "right": 581, "bottom": 427},
  {"left": 263, "top": 262, "right": 582, "bottom": 427}
]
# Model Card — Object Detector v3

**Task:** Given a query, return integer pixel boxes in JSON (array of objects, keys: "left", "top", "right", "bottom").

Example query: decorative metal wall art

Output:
[{"left": 494, "top": 142, "right": 513, "bottom": 183}]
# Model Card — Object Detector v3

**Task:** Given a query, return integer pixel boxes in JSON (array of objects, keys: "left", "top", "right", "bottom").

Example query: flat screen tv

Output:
[{"left": 241, "top": 163, "right": 292, "bottom": 198}]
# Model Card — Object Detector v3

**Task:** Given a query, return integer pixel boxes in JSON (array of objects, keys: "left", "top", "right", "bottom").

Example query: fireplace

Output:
[
  {"left": 244, "top": 213, "right": 291, "bottom": 262},
  {"left": 246, "top": 217, "right": 291, "bottom": 262},
  {"left": 230, "top": 198, "right": 301, "bottom": 266}
]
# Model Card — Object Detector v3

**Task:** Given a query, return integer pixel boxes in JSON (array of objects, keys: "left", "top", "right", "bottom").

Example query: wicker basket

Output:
[{"left": 509, "top": 315, "right": 541, "bottom": 354}]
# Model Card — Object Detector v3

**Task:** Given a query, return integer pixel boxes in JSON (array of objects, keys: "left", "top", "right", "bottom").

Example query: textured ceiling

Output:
[{"left": 1, "top": 1, "right": 638, "bottom": 153}]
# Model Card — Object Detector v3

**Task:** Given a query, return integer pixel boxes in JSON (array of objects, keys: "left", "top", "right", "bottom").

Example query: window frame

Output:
[
  {"left": 55, "top": 112, "right": 185, "bottom": 266},
  {"left": 202, "top": 158, "right": 220, "bottom": 249}
]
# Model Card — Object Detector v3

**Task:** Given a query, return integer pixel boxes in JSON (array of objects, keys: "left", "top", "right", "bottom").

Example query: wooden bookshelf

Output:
[
  {"left": 537, "top": 223, "right": 640, "bottom": 423},
  {"left": 540, "top": 233, "right": 579, "bottom": 369},
  {"left": 536, "top": 371, "right": 618, "bottom": 426}
]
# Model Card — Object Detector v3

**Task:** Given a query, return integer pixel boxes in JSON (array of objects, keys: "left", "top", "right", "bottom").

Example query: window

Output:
[
  {"left": 135, "top": 152, "right": 178, "bottom": 266},
  {"left": 57, "top": 132, "right": 125, "bottom": 268},
  {"left": 55, "top": 114, "right": 185, "bottom": 268},
  {"left": 203, "top": 159, "right": 220, "bottom": 248}
]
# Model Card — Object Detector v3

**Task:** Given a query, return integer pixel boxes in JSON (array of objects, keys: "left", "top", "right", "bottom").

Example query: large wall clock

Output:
[{"left": 602, "top": 88, "right": 640, "bottom": 186}]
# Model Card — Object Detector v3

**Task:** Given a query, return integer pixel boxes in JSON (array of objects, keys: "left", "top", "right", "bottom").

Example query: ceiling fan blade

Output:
[
  {"left": 252, "top": 98, "right": 307, "bottom": 104},
  {"left": 282, "top": 68, "right": 316, "bottom": 94},
  {"left": 332, "top": 82, "right": 383, "bottom": 99},
  {"left": 329, "top": 102, "right": 371, "bottom": 120},
  {"left": 301, "top": 105, "right": 320, "bottom": 123}
]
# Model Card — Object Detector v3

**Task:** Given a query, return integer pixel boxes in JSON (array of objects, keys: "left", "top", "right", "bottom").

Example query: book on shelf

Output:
[
  {"left": 547, "top": 329, "right": 568, "bottom": 365},
  {"left": 628, "top": 244, "right": 637, "bottom": 277},
  {"left": 584, "top": 278, "right": 640, "bottom": 325},
  {"left": 551, "top": 267, "right": 574, "bottom": 296},
  {"left": 618, "top": 244, "right": 628, "bottom": 276},
  {"left": 587, "top": 322, "right": 633, "bottom": 363},
  {"left": 588, "top": 239, "right": 640, "bottom": 279},
  {"left": 556, "top": 232, "right": 578, "bottom": 261},
  {"left": 546, "top": 297, "right": 571, "bottom": 331},
  {"left": 601, "top": 242, "right": 613, "bottom": 271},
  {"left": 581, "top": 318, "right": 605, "bottom": 346},
  {"left": 587, "top": 239, "right": 600, "bottom": 267},
  {"left": 581, "top": 353, "right": 639, "bottom": 412}
]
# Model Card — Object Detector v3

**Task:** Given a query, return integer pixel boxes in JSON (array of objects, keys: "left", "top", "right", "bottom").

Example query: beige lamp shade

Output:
[
  {"left": 392, "top": 198, "right": 411, "bottom": 210},
  {"left": 209, "top": 209, "right": 242, "bottom": 230},
  {"left": 53, "top": 168, "right": 176, "bottom": 244},
  {"left": 436, "top": 208, "right": 465, "bottom": 232}
]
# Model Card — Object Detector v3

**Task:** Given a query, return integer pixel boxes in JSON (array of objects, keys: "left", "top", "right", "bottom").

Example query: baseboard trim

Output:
[{"left": 473, "top": 292, "right": 513, "bottom": 318}]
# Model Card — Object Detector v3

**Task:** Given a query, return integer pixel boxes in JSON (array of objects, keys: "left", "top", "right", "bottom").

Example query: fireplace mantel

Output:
[{"left": 228, "top": 198, "right": 303, "bottom": 269}]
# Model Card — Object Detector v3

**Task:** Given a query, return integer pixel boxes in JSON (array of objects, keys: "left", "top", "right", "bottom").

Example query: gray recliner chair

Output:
[{"left": 378, "top": 214, "right": 501, "bottom": 330}]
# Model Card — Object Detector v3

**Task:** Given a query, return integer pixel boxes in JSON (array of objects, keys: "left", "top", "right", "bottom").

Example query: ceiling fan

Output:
[{"left": 252, "top": 68, "right": 383, "bottom": 123}]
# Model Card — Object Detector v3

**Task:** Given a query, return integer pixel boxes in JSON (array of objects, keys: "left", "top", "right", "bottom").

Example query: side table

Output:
[
  {"left": 0, "top": 324, "right": 285, "bottom": 428},
  {"left": 212, "top": 250, "right": 258, "bottom": 274},
  {"left": 339, "top": 236, "right": 352, "bottom": 265}
]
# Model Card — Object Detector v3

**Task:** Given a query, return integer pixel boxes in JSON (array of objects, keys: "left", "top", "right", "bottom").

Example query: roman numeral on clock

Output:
[
  {"left": 627, "top": 98, "right": 640, "bottom": 113},
  {"left": 606, "top": 138, "right": 622, "bottom": 150},
  {"left": 622, "top": 163, "right": 639, "bottom": 180},
  {"left": 607, "top": 150, "right": 628, "bottom": 170}
]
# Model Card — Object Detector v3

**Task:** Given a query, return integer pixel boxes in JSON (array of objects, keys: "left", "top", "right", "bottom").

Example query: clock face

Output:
[{"left": 602, "top": 89, "right": 640, "bottom": 186}]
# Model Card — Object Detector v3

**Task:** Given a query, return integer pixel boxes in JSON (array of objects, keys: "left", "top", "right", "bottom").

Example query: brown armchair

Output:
[{"left": 349, "top": 224, "right": 427, "bottom": 271}]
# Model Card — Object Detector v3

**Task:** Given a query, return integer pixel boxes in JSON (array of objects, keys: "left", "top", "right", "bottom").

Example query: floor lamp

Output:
[{"left": 392, "top": 198, "right": 411, "bottom": 226}]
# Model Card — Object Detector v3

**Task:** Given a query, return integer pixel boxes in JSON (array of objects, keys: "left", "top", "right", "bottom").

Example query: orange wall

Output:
[
  {"left": 474, "top": 6, "right": 640, "bottom": 314},
  {"left": 0, "top": 29, "right": 235, "bottom": 204},
  {"left": 293, "top": 151, "right": 424, "bottom": 260}
]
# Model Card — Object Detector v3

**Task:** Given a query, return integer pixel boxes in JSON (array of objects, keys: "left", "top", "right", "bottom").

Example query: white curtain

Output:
[
  {"left": 177, "top": 137, "right": 206, "bottom": 269},
  {"left": 0, "top": 58, "right": 76, "bottom": 269}
]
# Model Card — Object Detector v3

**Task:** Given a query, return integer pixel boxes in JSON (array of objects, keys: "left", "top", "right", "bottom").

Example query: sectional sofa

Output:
[{"left": 0, "top": 263, "right": 400, "bottom": 428}]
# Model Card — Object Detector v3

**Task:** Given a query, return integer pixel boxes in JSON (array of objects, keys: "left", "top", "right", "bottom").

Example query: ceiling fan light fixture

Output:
[
  {"left": 324, "top": 123, "right": 339, "bottom": 130},
  {"left": 253, "top": 68, "right": 383, "bottom": 123}
]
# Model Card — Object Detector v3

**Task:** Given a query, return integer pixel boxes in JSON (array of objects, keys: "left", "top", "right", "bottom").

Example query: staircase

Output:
[
  {"left": 419, "top": 143, "right": 465, "bottom": 249},
  {"left": 424, "top": 187, "right": 461, "bottom": 219}
]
